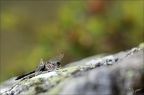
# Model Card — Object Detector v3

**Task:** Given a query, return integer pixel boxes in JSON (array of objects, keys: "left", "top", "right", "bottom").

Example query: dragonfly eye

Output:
[{"left": 57, "top": 62, "right": 61, "bottom": 66}]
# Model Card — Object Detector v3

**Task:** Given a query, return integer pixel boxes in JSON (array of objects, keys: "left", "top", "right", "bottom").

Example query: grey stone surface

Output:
[
  {"left": 60, "top": 46, "right": 144, "bottom": 95},
  {"left": 1, "top": 43, "right": 144, "bottom": 95}
]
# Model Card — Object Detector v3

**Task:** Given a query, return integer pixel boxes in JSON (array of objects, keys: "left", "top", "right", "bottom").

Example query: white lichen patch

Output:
[
  {"left": 86, "top": 55, "right": 117, "bottom": 66},
  {"left": 31, "top": 71, "right": 58, "bottom": 80}
]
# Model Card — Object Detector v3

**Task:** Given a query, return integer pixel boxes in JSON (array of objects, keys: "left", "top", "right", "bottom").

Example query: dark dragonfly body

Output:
[
  {"left": 15, "top": 65, "right": 46, "bottom": 80},
  {"left": 15, "top": 53, "right": 64, "bottom": 80},
  {"left": 15, "top": 70, "right": 35, "bottom": 80}
]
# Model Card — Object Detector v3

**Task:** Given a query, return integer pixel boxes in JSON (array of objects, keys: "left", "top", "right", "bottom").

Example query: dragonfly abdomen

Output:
[{"left": 15, "top": 70, "right": 35, "bottom": 80}]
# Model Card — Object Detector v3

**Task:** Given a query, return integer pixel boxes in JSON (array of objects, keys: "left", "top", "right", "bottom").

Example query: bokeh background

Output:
[{"left": 1, "top": 0, "right": 143, "bottom": 82}]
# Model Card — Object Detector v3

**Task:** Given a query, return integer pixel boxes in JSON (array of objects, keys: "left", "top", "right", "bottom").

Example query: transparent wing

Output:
[
  {"left": 48, "top": 53, "right": 64, "bottom": 63},
  {"left": 35, "top": 58, "right": 44, "bottom": 75}
]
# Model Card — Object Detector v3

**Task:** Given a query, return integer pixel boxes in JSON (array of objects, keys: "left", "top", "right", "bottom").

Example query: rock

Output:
[
  {"left": 60, "top": 45, "right": 143, "bottom": 95},
  {"left": 1, "top": 43, "right": 144, "bottom": 95},
  {"left": 0, "top": 77, "right": 17, "bottom": 94}
]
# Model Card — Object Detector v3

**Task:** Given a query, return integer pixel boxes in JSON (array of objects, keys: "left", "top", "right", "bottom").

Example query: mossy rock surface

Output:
[{"left": 1, "top": 43, "right": 144, "bottom": 95}]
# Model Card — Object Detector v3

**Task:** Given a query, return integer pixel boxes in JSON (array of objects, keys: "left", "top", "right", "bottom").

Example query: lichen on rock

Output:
[{"left": 1, "top": 43, "right": 144, "bottom": 95}]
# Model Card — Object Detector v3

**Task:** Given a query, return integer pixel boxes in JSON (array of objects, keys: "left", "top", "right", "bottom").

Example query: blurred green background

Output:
[{"left": 0, "top": 0, "right": 143, "bottom": 82}]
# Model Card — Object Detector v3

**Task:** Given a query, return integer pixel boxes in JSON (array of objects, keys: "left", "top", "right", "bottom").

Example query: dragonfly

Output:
[{"left": 15, "top": 53, "right": 64, "bottom": 80}]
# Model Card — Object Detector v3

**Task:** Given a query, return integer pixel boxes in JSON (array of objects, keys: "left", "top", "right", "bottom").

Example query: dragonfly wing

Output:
[
  {"left": 35, "top": 58, "right": 44, "bottom": 76},
  {"left": 48, "top": 53, "right": 64, "bottom": 64}
]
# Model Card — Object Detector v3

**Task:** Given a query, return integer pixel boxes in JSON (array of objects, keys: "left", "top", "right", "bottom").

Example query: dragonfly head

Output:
[{"left": 57, "top": 62, "right": 61, "bottom": 66}]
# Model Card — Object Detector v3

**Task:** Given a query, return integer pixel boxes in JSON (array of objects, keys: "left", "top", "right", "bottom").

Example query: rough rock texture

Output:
[{"left": 1, "top": 43, "right": 144, "bottom": 95}]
